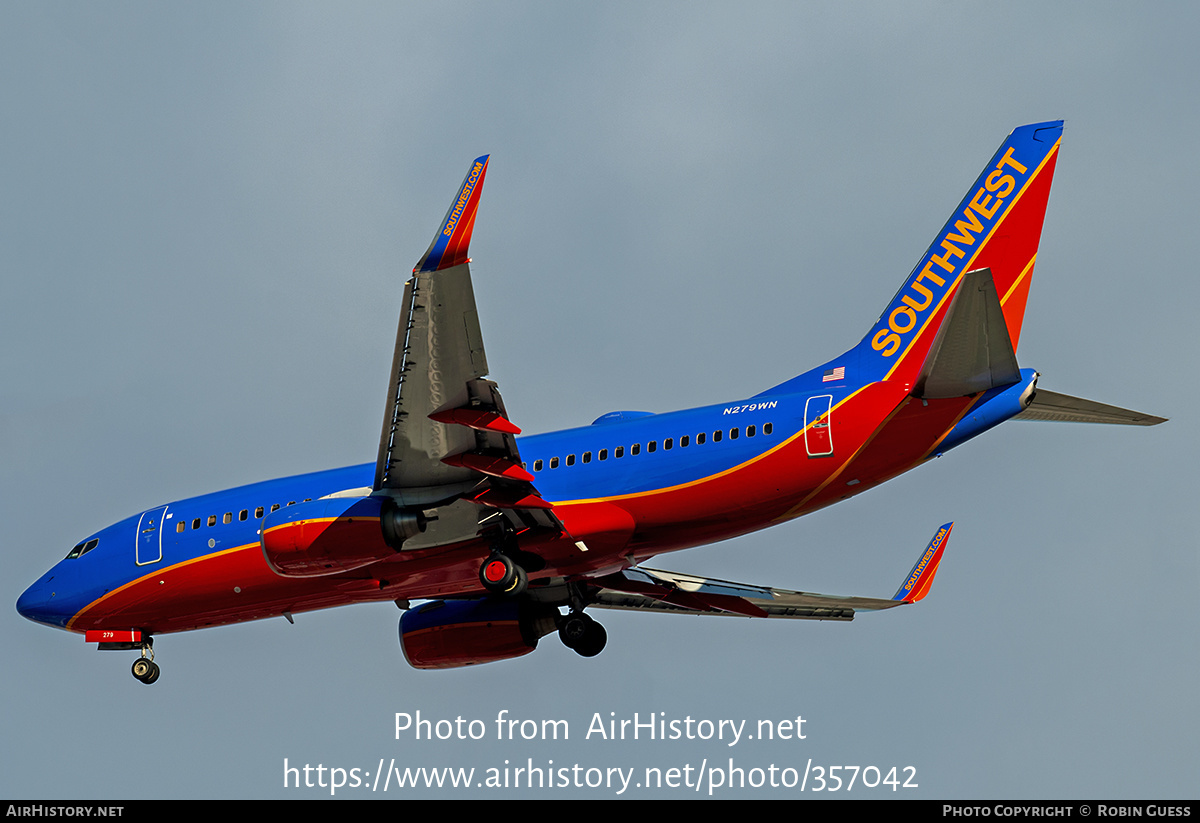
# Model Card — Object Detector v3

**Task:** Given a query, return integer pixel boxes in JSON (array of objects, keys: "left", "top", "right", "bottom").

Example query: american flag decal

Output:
[{"left": 822, "top": 366, "right": 845, "bottom": 382}]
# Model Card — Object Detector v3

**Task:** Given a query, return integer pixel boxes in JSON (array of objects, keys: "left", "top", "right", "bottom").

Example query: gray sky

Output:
[{"left": 3, "top": 2, "right": 1195, "bottom": 799}]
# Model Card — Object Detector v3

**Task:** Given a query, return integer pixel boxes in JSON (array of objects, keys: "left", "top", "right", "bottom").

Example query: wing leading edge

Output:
[
  {"left": 373, "top": 157, "right": 561, "bottom": 551},
  {"left": 586, "top": 523, "right": 953, "bottom": 621}
]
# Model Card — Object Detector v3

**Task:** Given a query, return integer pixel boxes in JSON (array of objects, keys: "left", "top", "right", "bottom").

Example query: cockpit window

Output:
[{"left": 65, "top": 538, "right": 99, "bottom": 560}]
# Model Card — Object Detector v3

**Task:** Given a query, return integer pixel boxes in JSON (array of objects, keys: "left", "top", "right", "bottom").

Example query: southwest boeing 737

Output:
[{"left": 17, "top": 121, "right": 1164, "bottom": 682}]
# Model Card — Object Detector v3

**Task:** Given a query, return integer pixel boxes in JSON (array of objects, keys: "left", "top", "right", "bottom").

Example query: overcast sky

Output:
[{"left": 2, "top": 2, "right": 1195, "bottom": 799}]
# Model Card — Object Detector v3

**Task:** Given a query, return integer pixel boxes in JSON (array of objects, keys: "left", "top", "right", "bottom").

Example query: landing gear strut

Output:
[
  {"left": 130, "top": 641, "right": 160, "bottom": 684},
  {"left": 558, "top": 612, "right": 607, "bottom": 658}
]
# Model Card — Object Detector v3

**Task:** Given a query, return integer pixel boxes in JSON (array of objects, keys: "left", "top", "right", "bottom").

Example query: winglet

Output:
[
  {"left": 892, "top": 522, "right": 953, "bottom": 602},
  {"left": 414, "top": 155, "right": 490, "bottom": 273}
]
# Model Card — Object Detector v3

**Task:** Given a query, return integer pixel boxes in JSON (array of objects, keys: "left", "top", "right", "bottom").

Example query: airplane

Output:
[{"left": 17, "top": 121, "right": 1165, "bottom": 683}]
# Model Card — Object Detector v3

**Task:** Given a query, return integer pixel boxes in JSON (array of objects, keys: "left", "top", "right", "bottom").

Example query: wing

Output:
[
  {"left": 584, "top": 523, "right": 953, "bottom": 620},
  {"left": 373, "top": 157, "right": 561, "bottom": 550}
]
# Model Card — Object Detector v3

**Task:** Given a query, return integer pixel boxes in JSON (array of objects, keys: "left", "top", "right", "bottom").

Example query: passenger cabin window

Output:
[
  {"left": 223, "top": 512, "right": 232, "bottom": 525},
  {"left": 631, "top": 443, "right": 641, "bottom": 456},
  {"left": 697, "top": 432, "right": 706, "bottom": 445},
  {"left": 239, "top": 510, "right": 248, "bottom": 521},
  {"left": 534, "top": 459, "right": 543, "bottom": 472},
  {"left": 681, "top": 435, "right": 690, "bottom": 447},
  {"left": 207, "top": 515, "right": 217, "bottom": 527},
  {"left": 176, "top": 522, "right": 185, "bottom": 533},
  {"left": 730, "top": 428, "right": 739, "bottom": 439},
  {"left": 713, "top": 430, "right": 723, "bottom": 442},
  {"left": 647, "top": 441, "right": 656, "bottom": 453},
  {"left": 550, "top": 457, "right": 559, "bottom": 469},
  {"left": 254, "top": 507, "right": 264, "bottom": 518},
  {"left": 764, "top": 422, "right": 773, "bottom": 435},
  {"left": 271, "top": 504, "right": 281, "bottom": 512},
  {"left": 615, "top": 446, "right": 624, "bottom": 458},
  {"left": 192, "top": 518, "right": 201, "bottom": 530},
  {"left": 747, "top": 425, "right": 756, "bottom": 437},
  {"left": 566, "top": 454, "right": 575, "bottom": 466},
  {"left": 583, "top": 451, "right": 592, "bottom": 463},
  {"left": 599, "top": 449, "right": 608, "bottom": 460},
  {"left": 664, "top": 438, "right": 673, "bottom": 450}
]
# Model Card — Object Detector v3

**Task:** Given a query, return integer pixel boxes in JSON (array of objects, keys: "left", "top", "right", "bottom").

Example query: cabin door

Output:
[
  {"left": 135, "top": 506, "right": 168, "bottom": 565},
  {"left": 804, "top": 395, "right": 834, "bottom": 457}
]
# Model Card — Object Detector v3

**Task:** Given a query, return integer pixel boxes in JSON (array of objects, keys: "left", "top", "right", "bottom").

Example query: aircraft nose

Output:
[{"left": 16, "top": 578, "right": 69, "bottom": 628}]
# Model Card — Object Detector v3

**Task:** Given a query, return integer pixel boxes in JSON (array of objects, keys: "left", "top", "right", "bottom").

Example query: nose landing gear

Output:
[{"left": 131, "top": 642, "right": 160, "bottom": 684}]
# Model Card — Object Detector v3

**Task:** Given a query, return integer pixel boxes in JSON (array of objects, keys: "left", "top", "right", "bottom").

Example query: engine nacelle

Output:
[
  {"left": 380, "top": 500, "right": 428, "bottom": 550},
  {"left": 261, "top": 496, "right": 418, "bottom": 577},
  {"left": 399, "top": 599, "right": 558, "bottom": 670}
]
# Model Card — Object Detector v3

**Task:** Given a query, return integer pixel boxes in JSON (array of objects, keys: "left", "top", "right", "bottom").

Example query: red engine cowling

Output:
[
  {"left": 260, "top": 496, "right": 411, "bottom": 577},
  {"left": 399, "top": 599, "right": 558, "bottom": 669}
]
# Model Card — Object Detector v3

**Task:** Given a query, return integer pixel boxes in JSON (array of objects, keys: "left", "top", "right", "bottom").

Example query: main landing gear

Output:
[
  {"left": 130, "top": 641, "right": 160, "bottom": 685},
  {"left": 475, "top": 535, "right": 606, "bottom": 659},
  {"left": 479, "top": 553, "right": 529, "bottom": 596},
  {"left": 558, "top": 611, "right": 607, "bottom": 658},
  {"left": 476, "top": 551, "right": 609, "bottom": 659}
]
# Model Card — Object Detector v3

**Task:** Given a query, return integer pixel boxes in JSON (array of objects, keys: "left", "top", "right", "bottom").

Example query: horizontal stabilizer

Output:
[
  {"left": 916, "top": 269, "right": 1021, "bottom": 398},
  {"left": 1015, "top": 389, "right": 1167, "bottom": 426}
]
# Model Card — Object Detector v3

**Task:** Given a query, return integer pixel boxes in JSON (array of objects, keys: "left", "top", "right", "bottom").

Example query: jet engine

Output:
[
  {"left": 261, "top": 496, "right": 421, "bottom": 577},
  {"left": 399, "top": 598, "right": 558, "bottom": 669}
]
